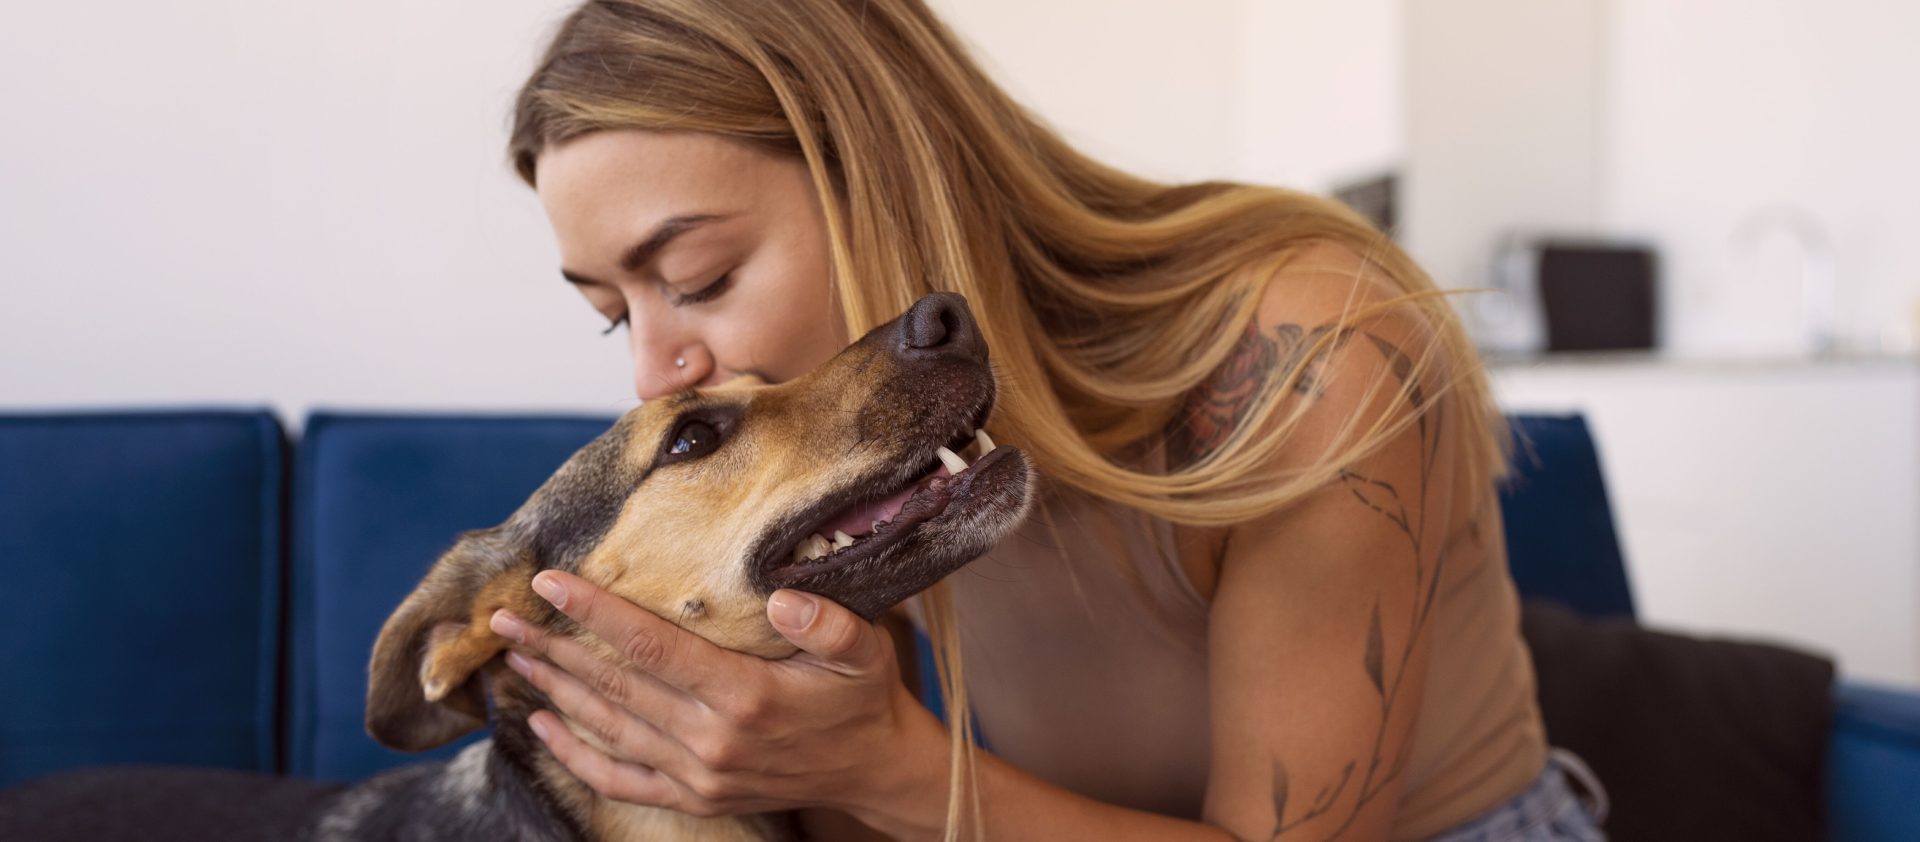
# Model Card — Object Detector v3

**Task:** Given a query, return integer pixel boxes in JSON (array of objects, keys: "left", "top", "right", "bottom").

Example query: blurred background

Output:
[{"left": 2, "top": 0, "right": 1915, "bottom": 691}]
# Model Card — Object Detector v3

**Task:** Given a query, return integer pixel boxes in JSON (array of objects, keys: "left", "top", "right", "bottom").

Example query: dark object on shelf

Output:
[
  {"left": 1332, "top": 171, "right": 1397, "bottom": 237},
  {"left": 1537, "top": 242, "right": 1658, "bottom": 352}
]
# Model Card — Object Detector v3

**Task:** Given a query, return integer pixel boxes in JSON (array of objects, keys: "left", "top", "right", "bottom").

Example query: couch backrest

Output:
[
  {"left": 1497, "top": 414, "right": 1637, "bottom": 619},
  {"left": 2, "top": 409, "right": 1640, "bottom": 783},
  {"left": 0, "top": 410, "right": 285, "bottom": 787},
  {"left": 287, "top": 412, "right": 612, "bottom": 781}
]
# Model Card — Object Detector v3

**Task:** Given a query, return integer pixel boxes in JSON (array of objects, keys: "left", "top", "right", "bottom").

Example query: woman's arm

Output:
[{"left": 1194, "top": 241, "right": 1459, "bottom": 841}]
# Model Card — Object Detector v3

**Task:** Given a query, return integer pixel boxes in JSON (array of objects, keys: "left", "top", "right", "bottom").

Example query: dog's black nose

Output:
[{"left": 898, "top": 292, "right": 985, "bottom": 364}]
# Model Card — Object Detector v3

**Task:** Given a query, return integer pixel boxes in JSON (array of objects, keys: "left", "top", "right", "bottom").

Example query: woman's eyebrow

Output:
[{"left": 560, "top": 212, "right": 735, "bottom": 286}]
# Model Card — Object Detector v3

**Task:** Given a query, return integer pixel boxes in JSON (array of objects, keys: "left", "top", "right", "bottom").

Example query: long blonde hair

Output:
[{"left": 508, "top": 0, "right": 1508, "bottom": 836}]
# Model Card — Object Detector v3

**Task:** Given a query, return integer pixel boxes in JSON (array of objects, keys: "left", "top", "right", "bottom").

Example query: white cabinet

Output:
[{"left": 1491, "top": 354, "right": 1920, "bottom": 686}]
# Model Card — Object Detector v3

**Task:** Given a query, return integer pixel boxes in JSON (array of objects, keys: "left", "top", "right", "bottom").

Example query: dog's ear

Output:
[{"left": 365, "top": 528, "right": 544, "bottom": 752}]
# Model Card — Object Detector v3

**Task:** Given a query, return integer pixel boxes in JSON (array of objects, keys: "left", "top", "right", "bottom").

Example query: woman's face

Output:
[{"left": 535, "top": 129, "right": 850, "bottom": 399}]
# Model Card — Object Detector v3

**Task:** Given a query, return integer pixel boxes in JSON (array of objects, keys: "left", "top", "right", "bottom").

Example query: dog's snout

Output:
[{"left": 897, "top": 292, "right": 984, "bottom": 364}]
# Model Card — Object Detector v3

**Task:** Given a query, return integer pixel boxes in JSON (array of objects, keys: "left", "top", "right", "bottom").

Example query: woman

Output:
[{"left": 485, "top": 1, "right": 1607, "bottom": 840}]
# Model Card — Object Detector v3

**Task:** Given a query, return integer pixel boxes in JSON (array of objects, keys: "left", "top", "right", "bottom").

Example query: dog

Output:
[{"left": 0, "top": 292, "right": 1034, "bottom": 842}]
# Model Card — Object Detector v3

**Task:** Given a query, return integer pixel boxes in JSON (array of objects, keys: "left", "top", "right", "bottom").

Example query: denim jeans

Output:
[{"left": 1421, "top": 749, "right": 1609, "bottom": 841}]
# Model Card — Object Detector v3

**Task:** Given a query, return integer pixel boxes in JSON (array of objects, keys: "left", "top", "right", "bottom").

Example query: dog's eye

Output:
[{"left": 668, "top": 419, "right": 721, "bottom": 459}]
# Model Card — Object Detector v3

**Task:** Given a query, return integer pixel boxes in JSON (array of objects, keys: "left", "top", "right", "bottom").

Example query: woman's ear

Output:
[{"left": 365, "top": 528, "right": 544, "bottom": 752}]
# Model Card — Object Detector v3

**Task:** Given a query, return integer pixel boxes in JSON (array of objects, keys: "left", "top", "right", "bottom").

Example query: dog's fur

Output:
[{"left": 330, "top": 291, "right": 1033, "bottom": 841}]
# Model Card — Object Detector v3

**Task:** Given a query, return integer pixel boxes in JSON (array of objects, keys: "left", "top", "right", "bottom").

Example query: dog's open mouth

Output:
[
  {"left": 766, "top": 425, "right": 1008, "bottom": 584},
  {"left": 754, "top": 389, "right": 1032, "bottom": 602}
]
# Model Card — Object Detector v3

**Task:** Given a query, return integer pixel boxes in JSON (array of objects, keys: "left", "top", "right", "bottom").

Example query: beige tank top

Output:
[{"left": 906, "top": 437, "right": 1547, "bottom": 839}]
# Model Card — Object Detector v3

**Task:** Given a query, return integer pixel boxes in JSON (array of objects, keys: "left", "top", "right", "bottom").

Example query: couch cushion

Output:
[
  {"left": 1500, "top": 414, "right": 1638, "bottom": 618},
  {"left": 0, "top": 410, "right": 284, "bottom": 786},
  {"left": 1829, "top": 681, "right": 1920, "bottom": 842},
  {"left": 1521, "top": 599, "right": 1833, "bottom": 842},
  {"left": 288, "top": 412, "right": 612, "bottom": 780}
]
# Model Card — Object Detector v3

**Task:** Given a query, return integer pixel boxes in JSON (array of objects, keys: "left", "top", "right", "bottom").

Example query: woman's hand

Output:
[{"left": 486, "top": 569, "right": 949, "bottom": 827}]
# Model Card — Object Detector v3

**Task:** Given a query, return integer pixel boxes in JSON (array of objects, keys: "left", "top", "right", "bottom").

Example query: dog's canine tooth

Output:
[
  {"left": 936, "top": 446, "right": 968, "bottom": 474},
  {"left": 872, "top": 520, "right": 884, "bottom": 534},
  {"left": 832, "top": 530, "right": 854, "bottom": 549},
  {"left": 974, "top": 428, "right": 996, "bottom": 455}
]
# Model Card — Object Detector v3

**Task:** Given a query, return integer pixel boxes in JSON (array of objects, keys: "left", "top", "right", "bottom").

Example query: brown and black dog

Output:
[
  {"left": 0, "top": 292, "right": 1034, "bottom": 842},
  {"left": 338, "top": 291, "right": 1034, "bottom": 841}
]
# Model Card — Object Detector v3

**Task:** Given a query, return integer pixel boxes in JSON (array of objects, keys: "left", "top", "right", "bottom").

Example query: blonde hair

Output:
[{"left": 509, "top": 0, "right": 1508, "bottom": 836}]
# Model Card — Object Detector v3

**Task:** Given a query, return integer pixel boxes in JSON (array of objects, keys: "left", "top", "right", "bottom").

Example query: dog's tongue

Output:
[{"left": 819, "top": 463, "right": 954, "bottom": 538}]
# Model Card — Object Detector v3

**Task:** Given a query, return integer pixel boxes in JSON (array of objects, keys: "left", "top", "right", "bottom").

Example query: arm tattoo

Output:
[
  {"left": 1189, "top": 319, "right": 1444, "bottom": 842},
  {"left": 1168, "top": 321, "right": 1357, "bottom": 471}
]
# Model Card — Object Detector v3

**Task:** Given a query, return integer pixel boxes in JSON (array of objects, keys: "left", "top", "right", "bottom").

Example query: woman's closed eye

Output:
[
  {"left": 669, "top": 271, "right": 733, "bottom": 307},
  {"left": 596, "top": 271, "right": 734, "bottom": 336}
]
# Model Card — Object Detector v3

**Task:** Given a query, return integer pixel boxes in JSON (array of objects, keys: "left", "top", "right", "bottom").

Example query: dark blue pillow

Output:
[
  {"left": 288, "top": 412, "right": 613, "bottom": 781},
  {"left": 0, "top": 410, "right": 284, "bottom": 786}
]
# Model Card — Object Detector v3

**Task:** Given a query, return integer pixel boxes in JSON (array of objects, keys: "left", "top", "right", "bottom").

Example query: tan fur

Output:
[
  {"left": 576, "top": 356, "right": 931, "bottom": 657},
  {"left": 421, "top": 572, "right": 546, "bottom": 702}
]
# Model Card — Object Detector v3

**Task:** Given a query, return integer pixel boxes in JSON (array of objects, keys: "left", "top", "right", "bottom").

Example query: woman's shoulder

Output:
[
  {"left": 1156, "top": 236, "right": 1459, "bottom": 598},
  {"left": 1164, "top": 237, "right": 1430, "bottom": 470}
]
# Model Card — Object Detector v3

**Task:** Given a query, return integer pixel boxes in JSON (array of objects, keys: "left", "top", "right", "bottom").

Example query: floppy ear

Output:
[{"left": 365, "top": 527, "right": 546, "bottom": 752}]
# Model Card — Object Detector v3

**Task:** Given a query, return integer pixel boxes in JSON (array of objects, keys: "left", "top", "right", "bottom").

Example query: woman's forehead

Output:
[
  {"left": 536, "top": 131, "right": 797, "bottom": 269},
  {"left": 536, "top": 130, "right": 779, "bottom": 209}
]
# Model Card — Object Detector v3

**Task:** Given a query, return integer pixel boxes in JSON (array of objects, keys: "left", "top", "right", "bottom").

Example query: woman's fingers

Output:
[
  {"left": 526, "top": 707, "right": 787, "bottom": 818},
  {"left": 529, "top": 570, "right": 734, "bottom": 697},
  {"left": 493, "top": 610, "right": 700, "bottom": 754},
  {"left": 765, "top": 590, "right": 891, "bottom": 678},
  {"left": 524, "top": 709, "right": 698, "bottom": 813}
]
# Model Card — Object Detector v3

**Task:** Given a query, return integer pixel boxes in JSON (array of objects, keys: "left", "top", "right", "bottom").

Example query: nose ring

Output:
[{"left": 675, "top": 357, "right": 686, "bottom": 369}]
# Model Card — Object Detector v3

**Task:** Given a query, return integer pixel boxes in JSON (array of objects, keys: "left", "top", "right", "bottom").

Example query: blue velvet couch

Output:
[{"left": 1, "top": 408, "right": 1915, "bottom": 839}]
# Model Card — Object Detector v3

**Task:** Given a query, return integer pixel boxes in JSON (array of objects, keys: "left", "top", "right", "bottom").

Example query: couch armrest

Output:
[{"left": 1829, "top": 680, "right": 1920, "bottom": 842}]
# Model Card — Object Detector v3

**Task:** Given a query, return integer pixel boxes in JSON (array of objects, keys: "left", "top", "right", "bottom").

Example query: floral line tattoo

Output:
[{"left": 1179, "top": 319, "right": 1441, "bottom": 841}]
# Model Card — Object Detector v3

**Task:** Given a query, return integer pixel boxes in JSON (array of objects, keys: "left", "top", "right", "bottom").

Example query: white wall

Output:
[
  {"left": 934, "top": 0, "right": 1401, "bottom": 192},
  {"left": 1, "top": 0, "right": 1384, "bottom": 424},
  {"left": 1401, "top": 0, "right": 1605, "bottom": 297},
  {"left": 1235, "top": 0, "right": 1403, "bottom": 195},
  {"left": 1399, "top": 0, "right": 1920, "bottom": 358},
  {"left": 1602, "top": 0, "right": 1920, "bottom": 357},
  {"left": 927, "top": 0, "right": 1242, "bottom": 185},
  {"left": 0, "top": 0, "right": 632, "bottom": 424}
]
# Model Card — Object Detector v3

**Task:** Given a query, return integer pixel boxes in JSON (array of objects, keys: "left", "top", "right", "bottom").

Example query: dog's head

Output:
[{"left": 365, "top": 292, "right": 1035, "bottom": 752}]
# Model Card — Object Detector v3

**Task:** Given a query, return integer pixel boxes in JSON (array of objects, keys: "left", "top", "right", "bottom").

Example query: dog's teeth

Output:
[
  {"left": 974, "top": 428, "right": 996, "bottom": 455},
  {"left": 872, "top": 520, "right": 884, "bottom": 534},
  {"left": 936, "top": 446, "right": 968, "bottom": 474},
  {"left": 832, "top": 530, "right": 854, "bottom": 549},
  {"left": 795, "top": 533, "right": 830, "bottom": 562}
]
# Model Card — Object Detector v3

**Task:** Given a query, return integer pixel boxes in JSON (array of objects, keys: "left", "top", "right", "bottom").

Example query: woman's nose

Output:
[
  {"left": 628, "top": 324, "right": 707, "bottom": 401},
  {"left": 632, "top": 348, "right": 708, "bottom": 400}
]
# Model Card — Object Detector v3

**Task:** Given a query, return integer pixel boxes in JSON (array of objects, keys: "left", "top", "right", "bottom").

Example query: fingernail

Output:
[
  {"left": 505, "top": 650, "right": 533, "bottom": 677},
  {"left": 529, "top": 712, "right": 551, "bottom": 742},
  {"left": 532, "top": 573, "right": 566, "bottom": 609},
  {"left": 768, "top": 590, "right": 817, "bottom": 631},
  {"left": 490, "top": 610, "right": 524, "bottom": 643}
]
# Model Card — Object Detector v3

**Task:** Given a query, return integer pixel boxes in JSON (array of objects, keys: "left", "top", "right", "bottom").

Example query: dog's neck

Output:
[{"left": 483, "top": 673, "right": 794, "bottom": 842}]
